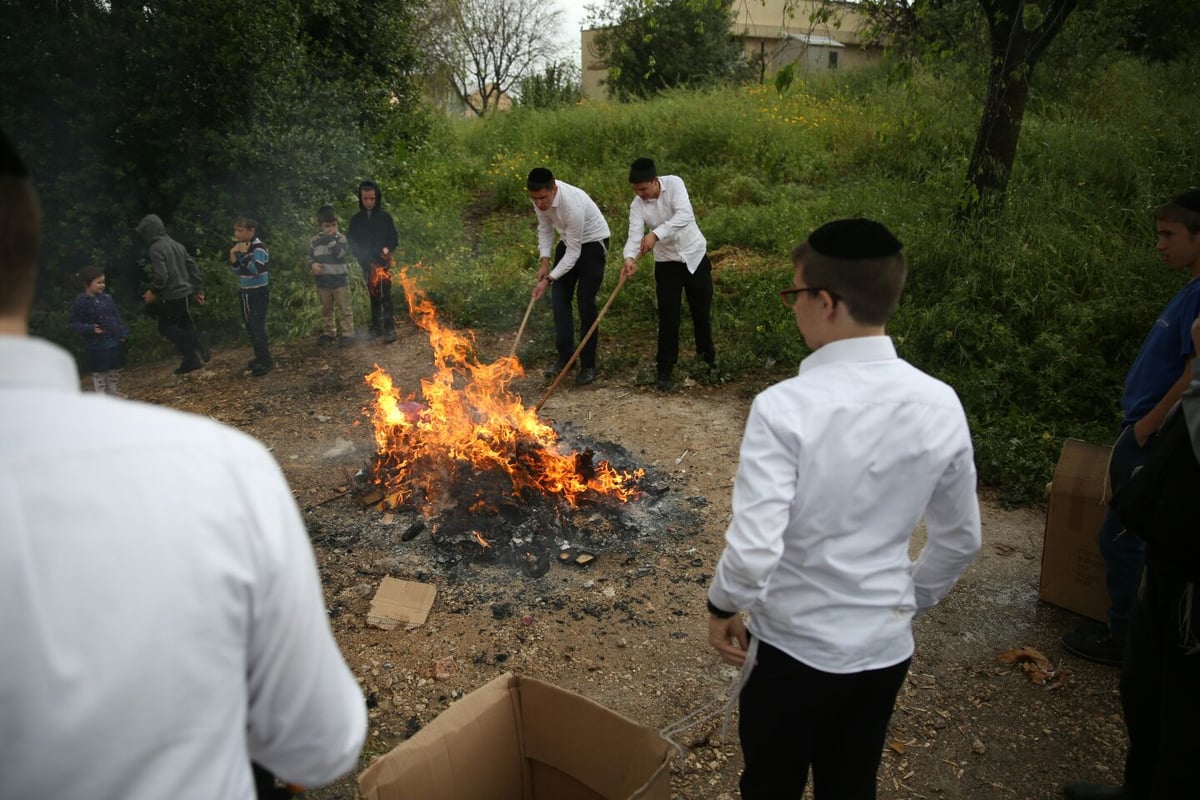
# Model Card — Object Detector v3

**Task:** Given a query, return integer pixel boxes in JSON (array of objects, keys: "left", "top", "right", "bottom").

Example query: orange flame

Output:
[
  {"left": 365, "top": 265, "right": 643, "bottom": 514},
  {"left": 471, "top": 531, "right": 491, "bottom": 549},
  {"left": 369, "top": 261, "right": 392, "bottom": 293}
]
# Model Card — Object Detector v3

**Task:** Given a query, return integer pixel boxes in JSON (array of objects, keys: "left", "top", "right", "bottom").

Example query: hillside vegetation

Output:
[{"left": 37, "top": 57, "right": 1200, "bottom": 503}]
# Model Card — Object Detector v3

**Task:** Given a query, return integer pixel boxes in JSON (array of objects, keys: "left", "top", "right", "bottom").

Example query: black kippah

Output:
[
  {"left": 629, "top": 157, "right": 657, "bottom": 183},
  {"left": 1171, "top": 188, "right": 1200, "bottom": 212},
  {"left": 0, "top": 131, "right": 29, "bottom": 179},
  {"left": 527, "top": 167, "right": 554, "bottom": 187},
  {"left": 807, "top": 218, "right": 902, "bottom": 259}
]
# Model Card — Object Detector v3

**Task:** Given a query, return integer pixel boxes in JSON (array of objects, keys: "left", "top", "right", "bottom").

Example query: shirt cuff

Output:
[{"left": 706, "top": 598, "right": 736, "bottom": 619}]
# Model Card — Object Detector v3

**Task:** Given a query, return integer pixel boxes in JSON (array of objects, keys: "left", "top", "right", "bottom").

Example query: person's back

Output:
[
  {"left": 743, "top": 342, "right": 976, "bottom": 667},
  {"left": 0, "top": 132, "right": 365, "bottom": 799}
]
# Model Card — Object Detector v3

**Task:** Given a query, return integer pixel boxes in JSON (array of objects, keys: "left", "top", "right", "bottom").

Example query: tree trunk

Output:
[{"left": 960, "top": 0, "right": 1077, "bottom": 220}]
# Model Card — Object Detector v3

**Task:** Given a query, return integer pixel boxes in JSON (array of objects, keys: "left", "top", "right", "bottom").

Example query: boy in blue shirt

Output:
[
  {"left": 1061, "top": 188, "right": 1200, "bottom": 665},
  {"left": 229, "top": 216, "right": 273, "bottom": 377}
]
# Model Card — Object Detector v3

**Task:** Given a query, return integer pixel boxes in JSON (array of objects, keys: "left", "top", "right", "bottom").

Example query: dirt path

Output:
[{"left": 114, "top": 324, "right": 1125, "bottom": 799}]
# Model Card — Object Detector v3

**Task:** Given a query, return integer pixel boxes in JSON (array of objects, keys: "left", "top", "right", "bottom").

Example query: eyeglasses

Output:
[{"left": 779, "top": 286, "right": 838, "bottom": 307}]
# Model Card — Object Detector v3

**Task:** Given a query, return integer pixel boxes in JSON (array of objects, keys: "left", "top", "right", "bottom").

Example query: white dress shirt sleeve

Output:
[
  {"left": 548, "top": 190, "right": 586, "bottom": 280},
  {"left": 650, "top": 178, "right": 697, "bottom": 245},
  {"left": 624, "top": 197, "right": 646, "bottom": 261},
  {"left": 244, "top": 450, "right": 367, "bottom": 787},
  {"left": 708, "top": 398, "right": 795, "bottom": 613},
  {"left": 911, "top": 436, "right": 983, "bottom": 612}
]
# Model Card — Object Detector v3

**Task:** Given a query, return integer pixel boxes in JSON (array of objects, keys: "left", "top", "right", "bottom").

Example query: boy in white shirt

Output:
[
  {"left": 707, "top": 218, "right": 982, "bottom": 800},
  {"left": 620, "top": 158, "right": 716, "bottom": 391}
]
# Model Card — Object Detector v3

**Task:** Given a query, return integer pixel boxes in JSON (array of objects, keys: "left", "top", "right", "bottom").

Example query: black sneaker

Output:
[
  {"left": 382, "top": 330, "right": 397, "bottom": 344},
  {"left": 1061, "top": 628, "right": 1124, "bottom": 666},
  {"left": 575, "top": 367, "right": 596, "bottom": 386},
  {"left": 173, "top": 361, "right": 203, "bottom": 375},
  {"left": 338, "top": 335, "right": 356, "bottom": 347},
  {"left": 250, "top": 361, "right": 274, "bottom": 377},
  {"left": 656, "top": 373, "right": 675, "bottom": 392},
  {"left": 544, "top": 361, "right": 569, "bottom": 380},
  {"left": 317, "top": 334, "right": 335, "bottom": 345},
  {"left": 196, "top": 332, "right": 211, "bottom": 363}
]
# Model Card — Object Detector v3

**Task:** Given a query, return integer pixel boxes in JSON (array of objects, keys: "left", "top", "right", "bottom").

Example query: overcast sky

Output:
[{"left": 553, "top": 0, "right": 586, "bottom": 65}]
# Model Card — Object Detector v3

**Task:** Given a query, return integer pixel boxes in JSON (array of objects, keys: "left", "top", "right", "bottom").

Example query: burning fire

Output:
[{"left": 365, "top": 266, "right": 643, "bottom": 513}]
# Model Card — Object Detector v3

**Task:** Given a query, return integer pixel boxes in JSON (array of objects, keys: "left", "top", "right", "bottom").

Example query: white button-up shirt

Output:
[
  {"left": 0, "top": 336, "right": 366, "bottom": 799},
  {"left": 709, "top": 336, "right": 982, "bottom": 673},
  {"left": 533, "top": 180, "right": 611, "bottom": 281},
  {"left": 622, "top": 174, "right": 707, "bottom": 272}
]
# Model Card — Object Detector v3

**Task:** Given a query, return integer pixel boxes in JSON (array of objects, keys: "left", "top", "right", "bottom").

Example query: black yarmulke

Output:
[
  {"left": 1171, "top": 188, "right": 1200, "bottom": 212},
  {"left": 527, "top": 167, "right": 554, "bottom": 187},
  {"left": 629, "top": 157, "right": 657, "bottom": 183},
  {"left": 807, "top": 218, "right": 902, "bottom": 259},
  {"left": 0, "top": 131, "right": 29, "bottom": 179}
]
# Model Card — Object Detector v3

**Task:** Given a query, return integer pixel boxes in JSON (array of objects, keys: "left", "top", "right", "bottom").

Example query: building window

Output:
[{"left": 828, "top": 50, "right": 839, "bottom": 69}]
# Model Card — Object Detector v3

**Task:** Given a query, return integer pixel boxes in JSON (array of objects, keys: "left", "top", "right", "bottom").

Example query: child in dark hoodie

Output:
[
  {"left": 347, "top": 179, "right": 399, "bottom": 343},
  {"left": 136, "top": 213, "right": 208, "bottom": 374}
]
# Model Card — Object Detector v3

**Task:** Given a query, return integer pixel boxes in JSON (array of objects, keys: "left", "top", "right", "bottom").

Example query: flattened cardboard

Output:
[
  {"left": 1039, "top": 439, "right": 1112, "bottom": 622},
  {"left": 366, "top": 577, "right": 436, "bottom": 630},
  {"left": 357, "top": 673, "right": 672, "bottom": 800}
]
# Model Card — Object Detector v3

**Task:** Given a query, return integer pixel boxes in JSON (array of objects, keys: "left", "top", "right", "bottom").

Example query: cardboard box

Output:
[
  {"left": 357, "top": 672, "right": 672, "bottom": 800},
  {"left": 1039, "top": 439, "right": 1112, "bottom": 622}
]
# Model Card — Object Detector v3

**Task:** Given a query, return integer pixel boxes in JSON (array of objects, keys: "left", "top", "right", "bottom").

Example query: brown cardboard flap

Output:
[
  {"left": 1039, "top": 439, "right": 1112, "bottom": 622},
  {"left": 357, "top": 673, "right": 524, "bottom": 800},
  {"left": 518, "top": 678, "right": 672, "bottom": 800}
]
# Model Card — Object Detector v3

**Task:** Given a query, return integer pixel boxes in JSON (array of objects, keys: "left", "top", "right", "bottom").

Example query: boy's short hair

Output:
[
  {"left": 791, "top": 218, "right": 906, "bottom": 327},
  {"left": 526, "top": 168, "right": 555, "bottom": 193},
  {"left": 234, "top": 216, "right": 258, "bottom": 232},
  {"left": 629, "top": 158, "right": 657, "bottom": 184},
  {"left": 317, "top": 206, "right": 338, "bottom": 225},
  {"left": 74, "top": 265, "right": 104, "bottom": 288},
  {"left": 1155, "top": 188, "right": 1200, "bottom": 234},
  {"left": 0, "top": 131, "right": 40, "bottom": 317}
]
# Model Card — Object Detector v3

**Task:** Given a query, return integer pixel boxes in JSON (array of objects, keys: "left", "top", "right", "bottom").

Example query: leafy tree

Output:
[
  {"left": 591, "top": 0, "right": 748, "bottom": 101},
  {"left": 423, "top": 0, "right": 565, "bottom": 115},
  {"left": 0, "top": 0, "right": 428, "bottom": 301},
  {"left": 516, "top": 61, "right": 585, "bottom": 109}
]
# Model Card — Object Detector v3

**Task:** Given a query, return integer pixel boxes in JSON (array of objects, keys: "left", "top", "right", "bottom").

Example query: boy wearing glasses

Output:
[{"left": 707, "top": 218, "right": 982, "bottom": 800}]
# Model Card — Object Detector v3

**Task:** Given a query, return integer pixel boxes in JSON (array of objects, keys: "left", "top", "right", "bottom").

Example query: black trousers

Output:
[
  {"left": 1120, "top": 566, "right": 1200, "bottom": 797},
  {"left": 550, "top": 238, "right": 607, "bottom": 369},
  {"left": 239, "top": 287, "right": 272, "bottom": 366},
  {"left": 654, "top": 255, "right": 715, "bottom": 376},
  {"left": 739, "top": 638, "right": 910, "bottom": 800},
  {"left": 158, "top": 296, "right": 200, "bottom": 367},
  {"left": 364, "top": 264, "right": 395, "bottom": 334}
]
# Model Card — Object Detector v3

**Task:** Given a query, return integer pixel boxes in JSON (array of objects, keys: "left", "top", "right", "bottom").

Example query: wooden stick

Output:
[
  {"left": 535, "top": 271, "right": 628, "bottom": 413},
  {"left": 510, "top": 291, "right": 539, "bottom": 357}
]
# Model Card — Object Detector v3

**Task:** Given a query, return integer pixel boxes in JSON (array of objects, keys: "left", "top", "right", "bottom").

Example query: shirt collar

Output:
[
  {"left": 0, "top": 335, "right": 83, "bottom": 394},
  {"left": 798, "top": 335, "right": 897, "bottom": 376}
]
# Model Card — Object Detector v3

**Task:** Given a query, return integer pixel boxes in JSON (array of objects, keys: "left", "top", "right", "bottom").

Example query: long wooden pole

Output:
[
  {"left": 509, "top": 292, "right": 538, "bottom": 358},
  {"left": 535, "top": 271, "right": 628, "bottom": 413}
]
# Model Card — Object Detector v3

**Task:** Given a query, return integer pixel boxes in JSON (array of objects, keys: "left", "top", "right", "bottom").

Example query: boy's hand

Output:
[
  {"left": 93, "top": 325, "right": 103, "bottom": 334},
  {"left": 708, "top": 613, "right": 750, "bottom": 667},
  {"left": 142, "top": 289, "right": 155, "bottom": 304},
  {"left": 621, "top": 258, "right": 638, "bottom": 280},
  {"left": 311, "top": 262, "right": 325, "bottom": 275}
]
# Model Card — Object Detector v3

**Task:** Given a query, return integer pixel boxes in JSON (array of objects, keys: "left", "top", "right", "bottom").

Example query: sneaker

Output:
[
  {"left": 338, "top": 335, "right": 356, "bottom": 347},
  {"left": 250, "top": 361, "right": 274, "bottom": 378},
  {"left": 382, "top": 330, "right": 397, "bottom": 344},
  {"left": 196, "top": 332, "right": 211, "bottom": 363},
  {"left": 656, "top": 373, "right": 675, "bottom": 392},
  {"left": 317, "top": 334, "right": 336, "bottom": 345},
  {"left": 575, "top": 367, "right": 596, "bottom": 386},
  {"left": 544, "top": 361, "right": 569, "bottom": 380},
  {"left": 1061, "top": 628, "right": 1124, "bottom": 666},
  {"left": 174, "top": 361, "right": 203, "bottom": 375}
]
